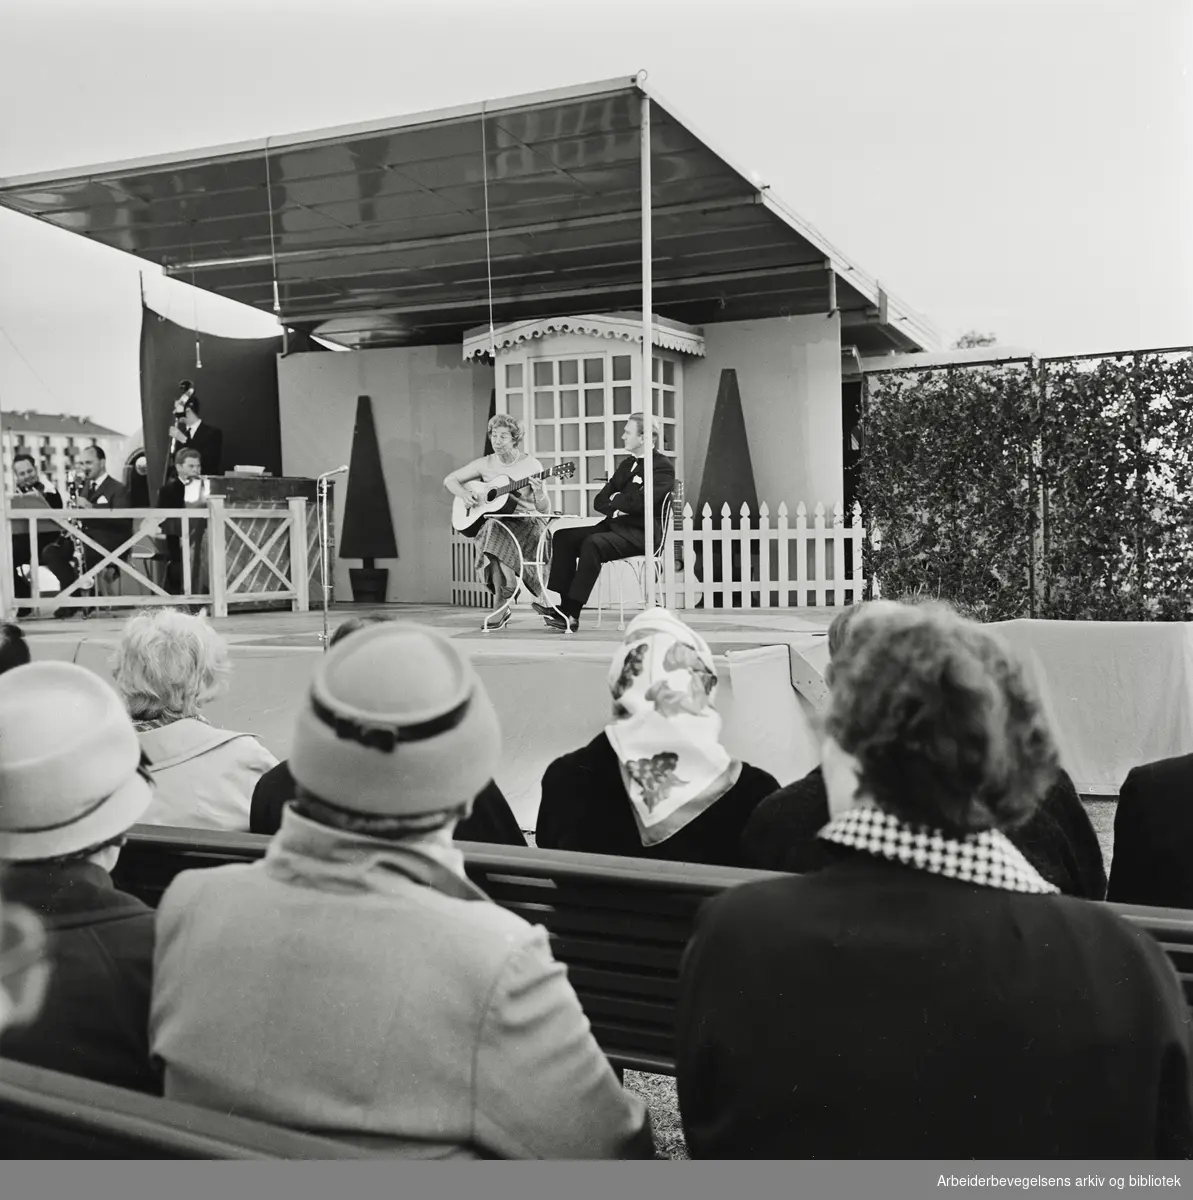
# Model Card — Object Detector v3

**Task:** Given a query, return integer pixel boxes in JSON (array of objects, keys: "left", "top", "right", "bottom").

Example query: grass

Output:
[{"left": 624, "top": 1071, "right": 688, "bottom": 1160}]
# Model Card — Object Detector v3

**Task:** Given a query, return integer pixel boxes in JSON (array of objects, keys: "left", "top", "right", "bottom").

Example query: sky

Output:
[{"left": 0, "top": 0, "right": 1190, "bottom": 438}]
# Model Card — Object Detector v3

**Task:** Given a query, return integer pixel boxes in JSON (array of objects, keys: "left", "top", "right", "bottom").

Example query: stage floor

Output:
[{"left": 18, "top": 601, "right": 836, "bottom": 653}]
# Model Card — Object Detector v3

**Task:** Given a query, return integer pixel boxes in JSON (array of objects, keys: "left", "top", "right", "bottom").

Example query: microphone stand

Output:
[{"left": 316, "top": 466, "right": 348, "bottom": 651}]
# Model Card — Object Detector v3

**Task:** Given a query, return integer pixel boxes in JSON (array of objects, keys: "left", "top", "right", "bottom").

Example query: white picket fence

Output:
[
  {"left": 661, "top": 500, "right": 865, "bottom": 610},
  {"left": 449, "top": 500, "right": 867, "bottom": 611}
]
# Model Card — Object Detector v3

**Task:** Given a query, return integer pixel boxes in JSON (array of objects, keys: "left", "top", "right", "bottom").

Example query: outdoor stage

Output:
[
  {"left": 21, "top": 602, "right": 1193, "bottom": 830},
  {"left": 21, "top": 603, "right": 835, "bottom": 830}
]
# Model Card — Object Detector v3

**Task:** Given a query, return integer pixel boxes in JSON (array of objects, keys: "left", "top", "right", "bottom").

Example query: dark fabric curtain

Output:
[{"left": 139, "top": 305, "right": 283, "bottom": 500}]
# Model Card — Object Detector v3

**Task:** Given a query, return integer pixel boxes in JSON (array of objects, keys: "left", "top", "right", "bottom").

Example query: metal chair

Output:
[{"left": 594, "top": 493, "right": 674, "bottom": 631}]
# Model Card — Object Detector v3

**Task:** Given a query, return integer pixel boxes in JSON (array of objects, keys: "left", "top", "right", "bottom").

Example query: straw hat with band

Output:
[
  {"left": 0, "top": 662, "right": 153, "bottom": 862},
  {"left": 289, "top": 622, "right": 502, "bottom": 817}
]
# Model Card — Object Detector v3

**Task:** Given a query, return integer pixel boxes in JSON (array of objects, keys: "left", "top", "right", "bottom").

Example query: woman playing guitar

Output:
[{"left": 443, "top": 414, "right": 551, "bottom": 631}]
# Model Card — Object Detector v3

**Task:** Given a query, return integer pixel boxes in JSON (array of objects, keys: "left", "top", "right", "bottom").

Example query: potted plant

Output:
[{"left": 340, "top": 395, "right": 397, "bottom": 603}]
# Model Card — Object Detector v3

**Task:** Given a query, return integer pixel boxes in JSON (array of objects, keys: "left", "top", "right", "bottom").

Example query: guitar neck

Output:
[{"left": 489, "top": 467, "right": 555, "bottom": 499}]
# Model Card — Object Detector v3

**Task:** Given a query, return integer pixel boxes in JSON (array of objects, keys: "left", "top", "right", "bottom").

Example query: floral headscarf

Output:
[{"left": 604, "top": 609, "right": 740, "bottom": 846}]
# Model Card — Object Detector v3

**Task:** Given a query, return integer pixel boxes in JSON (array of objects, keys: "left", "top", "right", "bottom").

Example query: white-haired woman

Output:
[
  {"left": 444, "top": 413, "right": 551, "bottom": 630},
  {"left": 113, "top": 609, "right": 278, "bottom": 830}
]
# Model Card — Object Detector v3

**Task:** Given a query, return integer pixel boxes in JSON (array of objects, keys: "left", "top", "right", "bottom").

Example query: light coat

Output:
[
  {"left": 137, "top": 717, "right": 277, "bottom": 831},
  {"left": 150, "top": 808, "right": 653, "bottom": 1159}
]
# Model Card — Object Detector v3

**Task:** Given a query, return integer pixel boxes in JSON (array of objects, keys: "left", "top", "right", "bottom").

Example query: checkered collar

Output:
[{"left": 818, "top": 803, "right": 1059, "bottom": 895}]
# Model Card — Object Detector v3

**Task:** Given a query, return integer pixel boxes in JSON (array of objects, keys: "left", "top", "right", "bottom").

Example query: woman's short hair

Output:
[
  {"left": 0, "top": 624, "right": 30, "bottom": 676},
  {"left": 487, "top": 413, "right": 524, "bottom": 446},
  {"left": 112, "top": 609, "right": 231, "bottom": 721},
  {"left": 824, "top": 602, "right": 1058, "bottom": 836}
]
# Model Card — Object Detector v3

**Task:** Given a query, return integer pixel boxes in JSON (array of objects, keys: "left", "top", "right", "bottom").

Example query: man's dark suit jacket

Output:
[
  {"left": 250, "top": 759, "right": 528, "bottom": 847},
  {"left": 1107, "top": 752, "right": 1193, "bottom": 907},
  {"left": 82, "top": 474, "right": 133, "bottom": 556},
  {"left": 592, "top": 450, "right": 675, "bottom": 550},
  {"left": 156, "top": 477, "right": 197, "bottom": 564},
  {"left": 180, "top": 421, "right": 223, "bottom": 476},
  {"left": 676, "top": 856, "right": 1193, "bottom": 1159},
  {"left": 740, "top": 764, "right": 1108, "bottom": 900},
  {"left": 0, "top": 861, "right": 160, "bottom": 1094}
]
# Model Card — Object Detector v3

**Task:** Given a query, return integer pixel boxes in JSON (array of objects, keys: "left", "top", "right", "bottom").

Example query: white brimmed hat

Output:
[
  {"left": 0, "top": 662, "right": 153, "bottom": 862},
  {"left": 289, "top": 622, "right": 501, "bottom": 817}
]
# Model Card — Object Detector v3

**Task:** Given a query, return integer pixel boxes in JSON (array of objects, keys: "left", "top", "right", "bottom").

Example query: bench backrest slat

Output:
[
  {"left": 107, "top": 828, "right": 1193, "bottom": 1082},
  {"left": 0, "top": 1059, "right": 373, "bottom": 1159}
]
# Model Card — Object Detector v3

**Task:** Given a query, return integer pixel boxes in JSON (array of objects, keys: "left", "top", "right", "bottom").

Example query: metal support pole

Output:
[
  {"left": 316, "top": 465, "right": 348, "bottom": 649},
  {"left": 0, "top": 402, "right": 14, "bottom": 620},
  {"left": 640, "top": 86, "right": 655, "bottom": 609}
]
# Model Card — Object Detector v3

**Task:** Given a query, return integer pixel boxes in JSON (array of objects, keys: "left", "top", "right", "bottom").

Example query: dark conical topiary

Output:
[{"left": 339, "top": 395, "right": 398, "bottom": 568}]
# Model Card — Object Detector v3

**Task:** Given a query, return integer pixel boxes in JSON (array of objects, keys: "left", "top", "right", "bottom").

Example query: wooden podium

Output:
[{"left": 207, "top": 475, "right": 333, "bottom": 611}]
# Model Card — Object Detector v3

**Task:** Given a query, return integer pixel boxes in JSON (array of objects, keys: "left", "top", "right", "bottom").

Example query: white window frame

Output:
[{"left": 496, "top": 345, "right": 683, "bottom": 518}]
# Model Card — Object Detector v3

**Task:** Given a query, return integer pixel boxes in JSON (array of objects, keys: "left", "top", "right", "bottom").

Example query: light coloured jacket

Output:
[
  {"left": 149, "top": 808, "right": 653, "bottom": 1159},
  {"left": 137, "top": 717, "right": 277, "bottom": 831}
]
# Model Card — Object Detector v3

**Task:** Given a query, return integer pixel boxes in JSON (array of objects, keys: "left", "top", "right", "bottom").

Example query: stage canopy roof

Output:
[{"left": 0, "top": 74, "right": 939, "bottom": 355}]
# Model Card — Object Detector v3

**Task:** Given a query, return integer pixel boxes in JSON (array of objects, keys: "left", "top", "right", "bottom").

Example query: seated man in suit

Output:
[
  {"left": 73, "top": 444, "right": 132, "bottom": 601},
  {"left": 537, "top": 414, "right": 674, "bottom": 633},
  {"left": 1107, "top": 752, "right": 1193, "bottom": 908},
  {"left": 168, "top": 384, "right": 223, "bottom": 477},
  {"left": 9, "top": 451, "right": 77, "bottom": 604}
]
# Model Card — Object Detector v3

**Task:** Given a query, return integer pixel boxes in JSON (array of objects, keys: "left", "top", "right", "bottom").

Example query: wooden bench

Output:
[
  {"left": 0, "top": 1058, "right": 373, "bottom": 1159},
  {"left": 111, "top": 825, "right": 780, "bottom": 1076},
  {"left": 111, "top": 827, "right": 1193, "bottom": 1076}
]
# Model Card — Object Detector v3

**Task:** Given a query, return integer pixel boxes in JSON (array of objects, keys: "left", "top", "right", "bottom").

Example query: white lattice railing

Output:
[
  {"left": 449, "top": 501, "right": 867, "bottom": 611},
  {"left": 2, "top": 500, "right": 310, "bottom": 619}
]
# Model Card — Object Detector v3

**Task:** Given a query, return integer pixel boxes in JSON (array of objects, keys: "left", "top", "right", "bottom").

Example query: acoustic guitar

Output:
[{"left": 452, "top": 461, "right": 576, "bottom": 537}]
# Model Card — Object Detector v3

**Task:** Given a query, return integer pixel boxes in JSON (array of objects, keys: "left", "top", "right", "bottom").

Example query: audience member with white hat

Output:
[
  {"left": 0, "top": 662, "right": 161, "bottom": 1094},
  {"left": 150, "top": 621, "right": 654, "bottom": 1159}
]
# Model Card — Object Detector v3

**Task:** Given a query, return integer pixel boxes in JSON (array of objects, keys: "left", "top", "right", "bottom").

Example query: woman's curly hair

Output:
[
  {"left": 487, "top": 413, "right": 524, "bottom": 446},
  {"left": 824, "top": 602, "right": 1058, "bottom": 836}
]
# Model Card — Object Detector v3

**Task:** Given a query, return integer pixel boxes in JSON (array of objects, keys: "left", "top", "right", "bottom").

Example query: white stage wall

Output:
[
  {"left": 36, "top": 617, "right": 1193, "bottom": 827},
  {"left": 683, "top": 313, "right": 844, "bottom": 513},
  {"left": 56, "top": 635, "right": 816, "bottom": 831},
  {"left": 277, "top": 314, "right": 845, "bottom": 604},
  {"left": 278, "top": 346, "right": 492, "bottom": 604}
]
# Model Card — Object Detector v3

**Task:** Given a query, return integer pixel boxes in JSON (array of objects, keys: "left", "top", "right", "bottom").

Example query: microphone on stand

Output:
[{"left": 316, "top": 466, "right": 349, "bottom": 650}]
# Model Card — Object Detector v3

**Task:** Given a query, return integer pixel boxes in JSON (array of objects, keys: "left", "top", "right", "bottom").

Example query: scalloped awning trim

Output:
[{"left": 462, "top": 313, "right": 705, "bottom": 362}]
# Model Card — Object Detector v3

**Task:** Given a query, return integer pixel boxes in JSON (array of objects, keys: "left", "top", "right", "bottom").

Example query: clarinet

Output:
[{"left": 65, "top": 471, "right": 90, "bottom": 589}]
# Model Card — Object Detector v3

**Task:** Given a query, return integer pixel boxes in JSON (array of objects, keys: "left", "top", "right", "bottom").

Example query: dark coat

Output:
[
  {"left": 536, "top": 731, "right": 778, "bottom": 867},
  {"left": 592, "top": 450, "right": 675, "bottom": 549},
  {"left": 81, "top": 473, "right": 133, "bottom": 556},
  {"left": 180, "top": 421, "right": 223, "bottom": 476},
  {"left": 676, "top": 854, "right": 1193, "bottom": 1159},
  {"left": 740, "top": 765, "right": 1108, "bottom": 900},
  {"left": 1107, "top": 751, "right": 1193, "bottom": 908},
  {"left": 249, "top": 759, "right": 528, "bottom": 847},
  {"left": 0, "top": 861, "right": 159, "bottom": 1095}
]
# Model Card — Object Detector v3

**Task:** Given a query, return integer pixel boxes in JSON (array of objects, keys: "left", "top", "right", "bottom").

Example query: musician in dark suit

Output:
[
  {"left": 1107, "top": 752, "right": 1193, "bottom": 908},
  {"left": 168, "top": 384, "right": 223, "bottom": 477},
  {"left": 9, "top": 452, "right": 76, "bottom": 602},
  {"left": 75, "top": 445, "right": 132, "bottom": 585},
  {"left": 539, "top": 414, "right": 674, "bottom": 633},
  {"left": 157, "top": 447, "right": 208, "bottom": 596}
]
